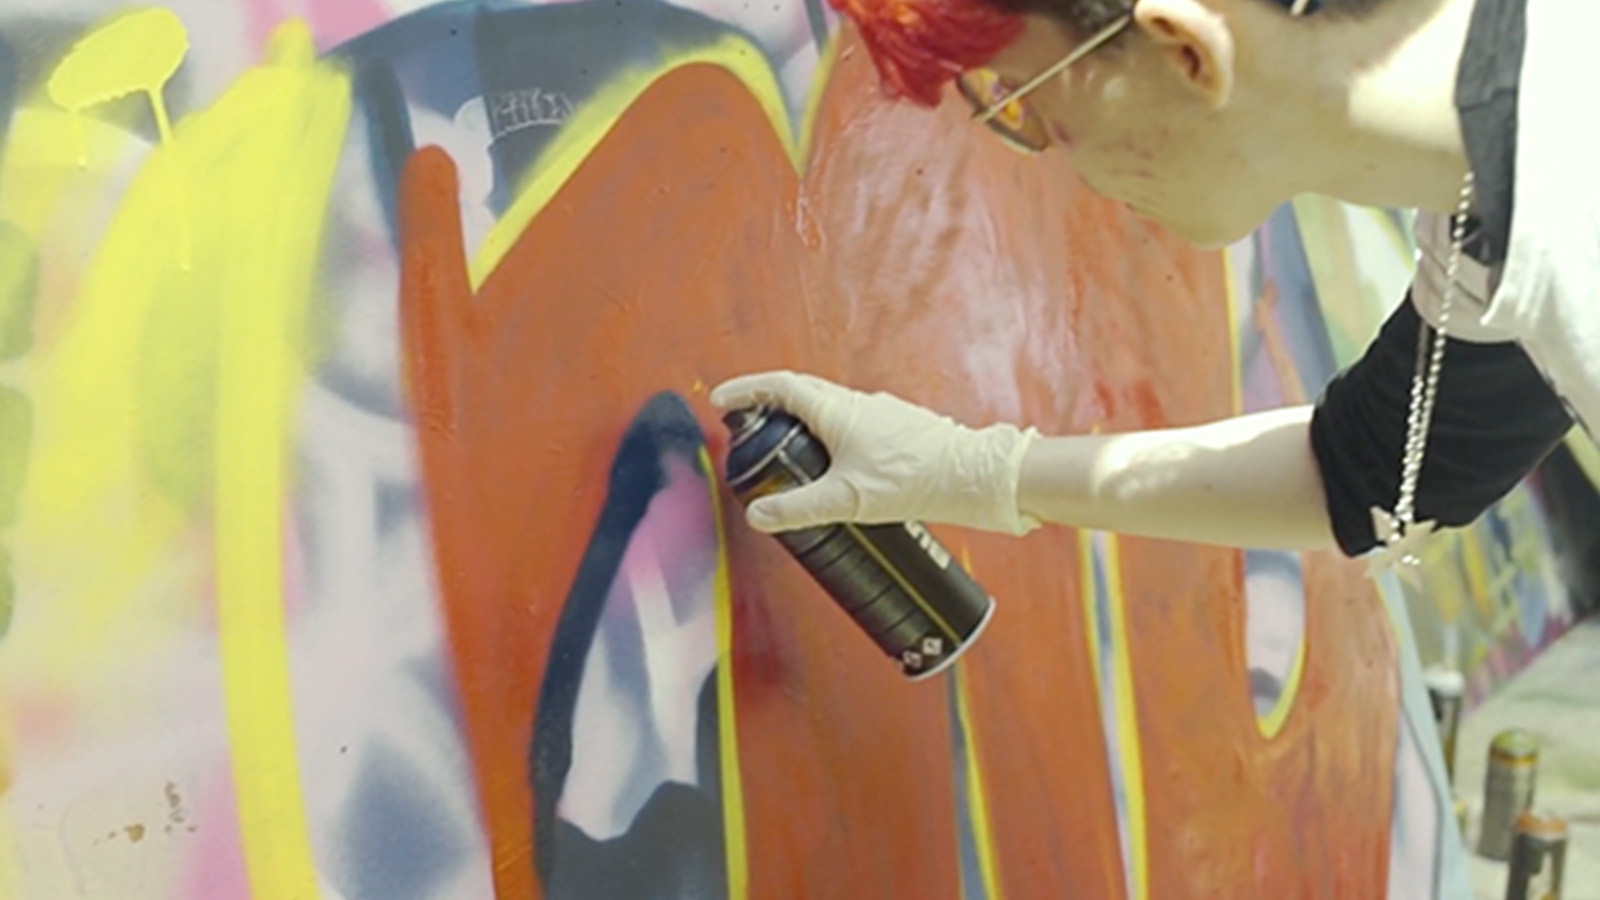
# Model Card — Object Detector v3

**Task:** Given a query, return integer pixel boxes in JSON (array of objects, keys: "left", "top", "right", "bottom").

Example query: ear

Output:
[{"left": 1131, "top": 0, "right": 1236, "bottom": 108}]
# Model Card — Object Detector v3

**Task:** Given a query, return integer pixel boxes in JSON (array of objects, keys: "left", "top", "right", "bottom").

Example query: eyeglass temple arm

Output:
[
  {"left": 972, "top": 13, "right": 1133, "bottom": 125},
  {"left": 972, "top": 0, "right": 1316, "bottom": 126}
]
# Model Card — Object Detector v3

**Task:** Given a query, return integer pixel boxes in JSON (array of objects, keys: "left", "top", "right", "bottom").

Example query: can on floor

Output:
[
  {"left": 1424, "top": 667, "right": 1466, "bottom": 781},
  {"left": 1506, "top": 811, "right": 1566, "bottom": 900},
  {"left": 1479, "top": 729, "right": 1540, "bottom": 861}
]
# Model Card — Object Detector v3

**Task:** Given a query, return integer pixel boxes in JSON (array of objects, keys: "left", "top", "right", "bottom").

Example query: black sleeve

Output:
[{"left": 1310, "top": 294, "right": 1573, "bottom": 557}]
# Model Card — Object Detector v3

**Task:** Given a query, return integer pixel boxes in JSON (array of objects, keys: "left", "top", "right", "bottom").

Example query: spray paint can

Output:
[
  {"left": 722, "top": 405, "right": 996, "bottom": 681},
  {"left": 1425, "top": 667, "right": 1466, "bottom": 782},
  {"left": 1506, "top": 811, "right": 1567, "bottom": 900},
  {"left": 1479, "top": 729, "right": 1540, "bottom": 861}
]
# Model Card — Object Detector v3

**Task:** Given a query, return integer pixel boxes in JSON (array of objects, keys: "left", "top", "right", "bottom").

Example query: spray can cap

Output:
[
  {"left": 1490, "top": 729, "right": 1540, "bottom": 764},
  {"left": 722, "top": 405, "right": 773, "bottom": 447},
  {"left": 1423, "top": 666, "right": 1465, "bottom": 698},
  {"left": 1515, "top": 810, "right": 1568, "bottom": 840}
]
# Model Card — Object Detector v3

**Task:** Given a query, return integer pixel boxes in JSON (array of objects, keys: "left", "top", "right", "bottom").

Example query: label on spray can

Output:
[{"left": 722, "top": 405, "right": 996, "bottom": 680}]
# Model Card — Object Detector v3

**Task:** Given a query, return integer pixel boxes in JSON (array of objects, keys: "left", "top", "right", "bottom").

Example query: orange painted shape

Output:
[
  {"left": 398, "top": 41, "right": 1121, "bottom": 895},
  {"left": 1118, "top": 541, "right": 1398, "bottom": 898},
  {"left": 399, "top": 25, "right": 1402, "bottom": 900}
]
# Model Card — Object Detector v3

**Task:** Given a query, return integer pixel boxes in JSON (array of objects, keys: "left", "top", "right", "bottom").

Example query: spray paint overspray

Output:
[{"left": 528, "top": 392, "right": 739, "bottom": 900}]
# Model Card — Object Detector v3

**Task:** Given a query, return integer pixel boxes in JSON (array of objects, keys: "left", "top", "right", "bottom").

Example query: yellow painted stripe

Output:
[
  {"left": 1256, "top": 624, "right": 1307, "bottom": 740},
  {"left": 953, "top": 665, "right": 1006, "bottom": 900},
  {"left": 1220, "top": 246, "right": 1243, "bottom": 417},
  {"left": 1456, "top": 529, "right": 1496, "bottom": 620},
  {"left": 210, "top": 24, "right": 349, "bottom": 900},
  {"left": 955, "top": 548, "right": 1004, "bottom": 900},
  {"left": 22, "top": 21, "right": 346, "bottom": 895},
  {"left": 1100, "top": 535, "right": 1149, "bottom": 900},
  {"left": 702, "top": 447, "right": 749, "bottom": 900},
  {"left": 474, "top": 32, "right": 839, "bottom": 288},
  {"left": 1221, "top": 238, "right": 1306, "bottom": 741},
  {"left": 14, "top": 10, "right": 198, "bottom": 671},
  {"left": 792, "top": 31, "right": 839, "bottom": 180}
]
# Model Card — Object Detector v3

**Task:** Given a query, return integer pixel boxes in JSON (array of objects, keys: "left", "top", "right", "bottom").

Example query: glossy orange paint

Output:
[
  {"left": 1119, "top": 545, "right": 1398, "bottom": 898},
  {"left": 399, "top": 31, "right": 1397, "bottom": 900}
]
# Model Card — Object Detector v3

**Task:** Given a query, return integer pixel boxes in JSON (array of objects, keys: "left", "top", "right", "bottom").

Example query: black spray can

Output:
[
  {"left": 1481, "top": 729, "right": 1540, "bottom": 861},
  {"left": 1506, "top": 811, "right": 1566, "bottom": 900},
  {"left": 722, "top": 405, "right": 996, "bottom": 680},
  {"left": 1424, "top": 667, "right": 1465, "bottom": 782}
]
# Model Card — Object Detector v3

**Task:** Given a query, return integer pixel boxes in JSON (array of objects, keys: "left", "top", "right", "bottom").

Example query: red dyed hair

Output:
[{"left": 830, "top": 0, "right": 1025, "bottom": 106}]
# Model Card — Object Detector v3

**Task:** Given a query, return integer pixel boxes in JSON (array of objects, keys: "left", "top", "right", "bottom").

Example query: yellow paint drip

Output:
[
  {"left": 701, "top": 446, "right": 749, "bottom": 900},
  {"left": 48, "top": 7, "right": 187, "bottom": 165},
  {"left": 47, "top": 8, "right": 187, "bottom": 120},
  {"left": 18, "top": 14, "right": 349, "bottom": 900},
  {"left": 48, "top": 6, "right": 190, "bottom": 261}
]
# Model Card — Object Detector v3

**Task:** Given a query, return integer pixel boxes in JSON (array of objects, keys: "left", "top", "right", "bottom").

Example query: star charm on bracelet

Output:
[{"left": 1366, "top": 506, "right": 1436, "bottom": 583}]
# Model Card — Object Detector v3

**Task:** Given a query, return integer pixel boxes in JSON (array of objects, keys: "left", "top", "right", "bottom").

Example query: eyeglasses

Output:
[
  {"left": 957, "top": 0, "right": 1320, "bottom": 154},
  {"left": 957, "top": 12, "right": 1134, "bottom": 154}
]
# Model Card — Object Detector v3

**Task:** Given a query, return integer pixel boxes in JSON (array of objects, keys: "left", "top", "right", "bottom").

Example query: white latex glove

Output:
[{"left": 709, "top": 370, "right": 1041, "bottom": 536}]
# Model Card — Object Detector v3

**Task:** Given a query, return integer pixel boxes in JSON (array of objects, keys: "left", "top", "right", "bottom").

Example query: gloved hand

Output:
[{"left": 709, "top": 370, "right": 1041, "bottom": 536}]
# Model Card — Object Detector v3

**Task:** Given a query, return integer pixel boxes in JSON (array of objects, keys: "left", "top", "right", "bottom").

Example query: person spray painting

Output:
[{"left": 713, "top": 0, "right": 1598, "bottom": 571}]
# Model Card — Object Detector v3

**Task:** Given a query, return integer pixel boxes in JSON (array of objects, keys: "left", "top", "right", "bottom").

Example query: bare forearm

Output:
[{"left": 1016, "top": 406, "right": 1337, "bottom": 551}]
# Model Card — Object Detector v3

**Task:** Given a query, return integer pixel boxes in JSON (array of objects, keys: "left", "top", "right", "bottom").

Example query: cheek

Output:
[
  {"left": 1103, "top": 120, "right": 1175, "bottom": 168},
  {"left": 1056, "top": 74, "right": 1190, "bottom": 166},
  {"left": 1049, "top": 103, "right": 1164, "bottom": 168},
  {"left": 1070, "top": 135, "right": 1165, "bottom": 189},
  {"left": 1039, "top": 88, "right": 1187, "bottom": 196}
]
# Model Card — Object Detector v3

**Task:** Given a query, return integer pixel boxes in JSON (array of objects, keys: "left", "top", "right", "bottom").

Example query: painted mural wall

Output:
[
  {"left": 0, "top": 2, "right": 1582, "bottom": 899},
  {"left": 1238, "top": 198, "right": 1588, "bottom": 707}
]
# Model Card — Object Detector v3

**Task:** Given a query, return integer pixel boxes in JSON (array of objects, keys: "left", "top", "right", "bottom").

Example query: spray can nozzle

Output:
[{"left": 720, "top": 405, "right": 771, "bottom": 444}]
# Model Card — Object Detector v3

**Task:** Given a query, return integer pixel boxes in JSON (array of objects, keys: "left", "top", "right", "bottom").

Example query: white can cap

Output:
[{"left": 1423, "top": 666, "right": 1466, "bottom": 697}]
